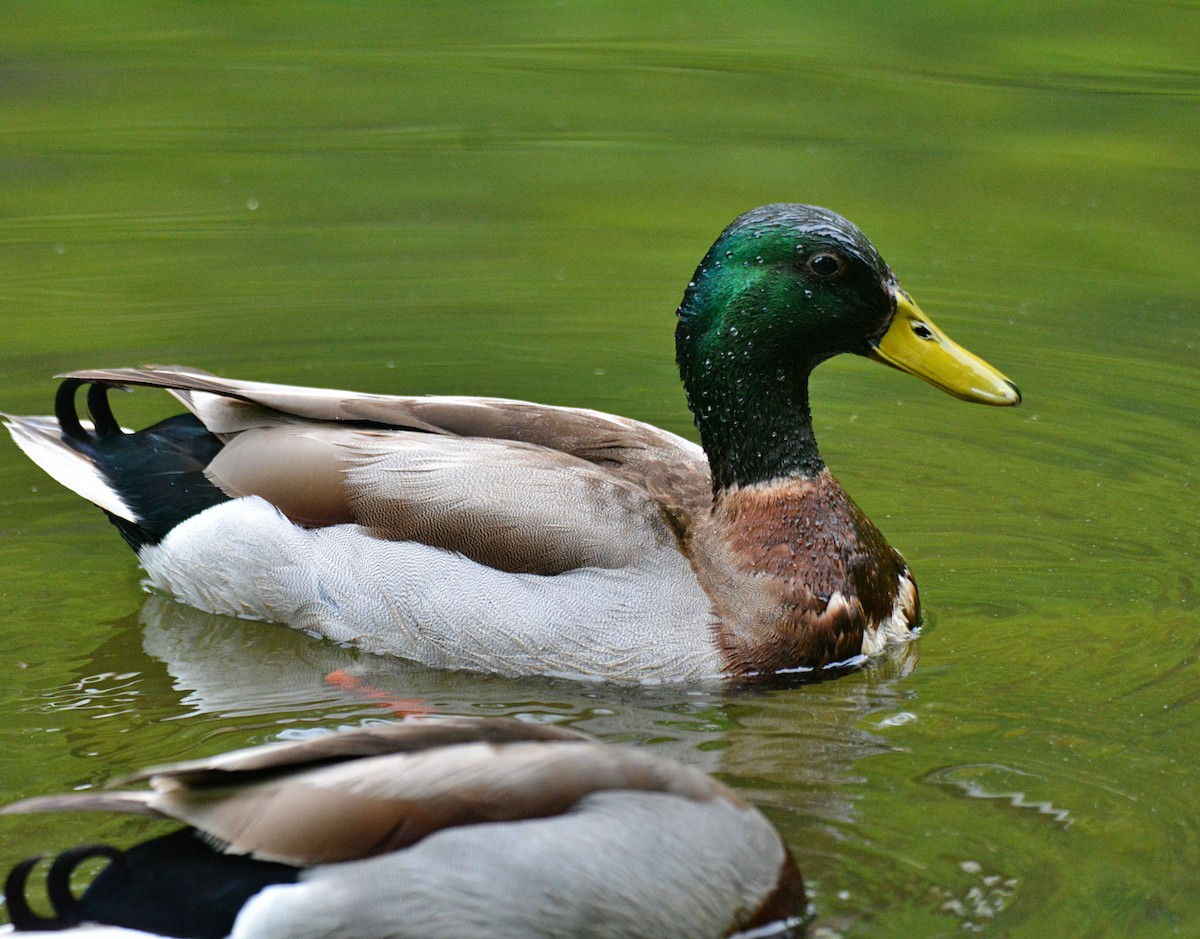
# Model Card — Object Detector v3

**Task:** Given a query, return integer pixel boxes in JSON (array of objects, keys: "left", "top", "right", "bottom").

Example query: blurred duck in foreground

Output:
[
  {"left": 1, "top": 717, "right": 806, "bottom": 938},
  {"left": 3, "top": 204, "right": 1018, "bottom": 684}
]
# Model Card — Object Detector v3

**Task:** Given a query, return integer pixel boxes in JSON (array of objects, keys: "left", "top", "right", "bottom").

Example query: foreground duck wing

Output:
[{"left": 1, "top": 718, "right": 724, "bottom": 866}]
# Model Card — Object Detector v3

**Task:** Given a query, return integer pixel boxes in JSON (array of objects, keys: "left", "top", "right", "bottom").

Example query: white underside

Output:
[{"left": 139, "top": 497, "right": 725, "bottom": 685}]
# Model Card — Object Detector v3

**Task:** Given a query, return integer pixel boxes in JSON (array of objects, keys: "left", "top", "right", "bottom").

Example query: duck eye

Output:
[{"left": 807, "top": 252, "right": 843, "bottom": 279}]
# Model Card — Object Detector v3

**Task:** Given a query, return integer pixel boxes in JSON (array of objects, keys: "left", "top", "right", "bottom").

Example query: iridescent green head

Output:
[{"left": 676, "top": 204, "right": 1019, "bottom": 490}]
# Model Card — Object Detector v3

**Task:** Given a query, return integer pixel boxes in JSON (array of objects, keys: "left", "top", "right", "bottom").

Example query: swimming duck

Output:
[
  {"left": 3, "top": 204, "right": 1019, "bottom": 684},
  {"left": 1, "top": 717, "right": 806, "bottom": 938}
]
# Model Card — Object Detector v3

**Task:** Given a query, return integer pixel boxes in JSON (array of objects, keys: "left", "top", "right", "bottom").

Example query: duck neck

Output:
[{"left": 682, "top": 358, "right": 825, "bottom": 492}]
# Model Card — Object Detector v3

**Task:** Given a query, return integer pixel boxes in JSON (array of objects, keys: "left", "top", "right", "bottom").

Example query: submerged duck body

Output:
[
  {"left": 3, "top": 205, "right": 1019, "bottom": 684},
  {"left": 1, "top": 718, "right": 806, "bottom": 938}
]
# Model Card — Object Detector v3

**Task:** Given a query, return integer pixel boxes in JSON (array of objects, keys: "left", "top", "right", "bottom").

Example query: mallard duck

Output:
[
  {"left": 3, "top": 204, "right": 1018, "bottom": 684},
  {"left": 1, "top": 717, "right": 806, "bottom": 938}
]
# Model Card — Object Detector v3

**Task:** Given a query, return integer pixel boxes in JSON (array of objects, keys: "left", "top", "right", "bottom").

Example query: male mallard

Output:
[
  {"left": 2, "top": 717, "right": 806, "bottom": 938},
  {"left": 3, "top": 205, "right": 1018, "bottom": 684}
]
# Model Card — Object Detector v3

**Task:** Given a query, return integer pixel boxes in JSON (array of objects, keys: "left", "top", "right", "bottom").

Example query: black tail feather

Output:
[
  {"left": 48, "top": 846, "right": 125, "bottom": 927},
  {"left": 86, "top": 382, "right": 126, "bottom": 439},
  {"left": 54, "top": 379, "right": 230, "bottom": 551},
  {"left": 54, "top": 378, "right": 89, "bottom": 444},
  {"left": 4, "top": 830, "right": 300, "bottom": 938},
  {"left": 4, "top": 845, "right": 123, "bottom": 931},
  {"left": 5, "top": 854, "right": 61, "bottom": 930}
]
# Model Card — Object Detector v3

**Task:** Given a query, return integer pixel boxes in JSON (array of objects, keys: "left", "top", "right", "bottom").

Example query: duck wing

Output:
[
  {"left": 63, "top": 366, "right": 710, "bottom": 505},
  {"left": 62, "top": 367, "right": 713, "bottom": 573},
  {"left": 2, "top": 718, "right": 728, "bottom": 866}
]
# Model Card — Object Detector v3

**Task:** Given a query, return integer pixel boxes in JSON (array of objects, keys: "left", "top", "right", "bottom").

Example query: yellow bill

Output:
[{"left": 866, "top": 290, "right": 1021, "bottom": 406}]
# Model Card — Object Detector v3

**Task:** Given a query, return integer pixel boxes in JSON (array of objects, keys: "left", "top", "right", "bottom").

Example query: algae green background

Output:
[{"left": 1, "top": 3, "right": 1197, "bottom": 934}]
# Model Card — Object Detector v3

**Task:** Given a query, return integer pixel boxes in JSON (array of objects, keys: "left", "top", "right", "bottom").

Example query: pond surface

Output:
[{"left": 1, "top": 3, "right": 1197, "bottom": 935}]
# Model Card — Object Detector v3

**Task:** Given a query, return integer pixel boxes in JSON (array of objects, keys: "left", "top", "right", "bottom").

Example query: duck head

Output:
[{"left": 676, "top": 204, "right": 1019, "bottom": 491}]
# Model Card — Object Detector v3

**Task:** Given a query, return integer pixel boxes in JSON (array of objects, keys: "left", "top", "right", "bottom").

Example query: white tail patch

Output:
[{"left": 2, "top": 414, "right": 136, "bottom": 522}]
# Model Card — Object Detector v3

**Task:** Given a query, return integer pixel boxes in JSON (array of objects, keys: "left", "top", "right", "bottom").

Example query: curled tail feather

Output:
[
  {"left": 4, "top": 845, "right": 124, "bottom": 931},
  {"left": 4, "top": 379, "right": 229, "bottom": 550}
]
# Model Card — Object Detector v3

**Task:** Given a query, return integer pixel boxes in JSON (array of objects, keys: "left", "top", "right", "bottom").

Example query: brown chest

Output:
[{"left": 691, "top": 473, "right": 915, "bottom": 676}]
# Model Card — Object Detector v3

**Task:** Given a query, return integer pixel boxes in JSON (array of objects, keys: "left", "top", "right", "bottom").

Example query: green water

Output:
[{"left": 1, "top": 2, "right": 1197, "bottom": 935}]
